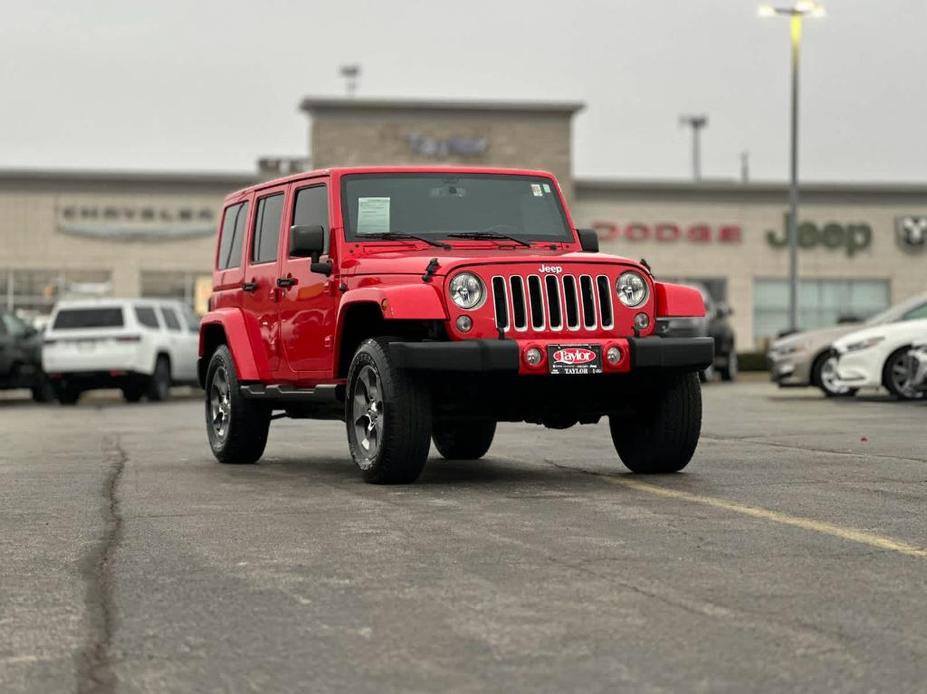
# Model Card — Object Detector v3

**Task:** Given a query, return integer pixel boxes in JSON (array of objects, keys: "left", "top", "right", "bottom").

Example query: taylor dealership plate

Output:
[{"left": 547, "top": 345, "right": 603, "bottom": 375}]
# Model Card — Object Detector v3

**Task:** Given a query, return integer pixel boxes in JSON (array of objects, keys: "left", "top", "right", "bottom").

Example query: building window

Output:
[
  {"left": 1, "top": 268, "right": 112, "bottom": 316},
  {"left": 140, "top": 271, "right": 209, "bottom": 308},
  {"left": 753, "top": 279, "right": 890, "bottom": 344}
]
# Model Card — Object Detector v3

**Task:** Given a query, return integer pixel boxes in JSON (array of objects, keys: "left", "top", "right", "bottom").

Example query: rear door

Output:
[
  {"left": 278, "top": 179, "right": 337, "bottom": 374},
  {"left": 213, "top": 197, "right": 251, "bottom": 309},
  {"left": 242, "top": 186, "right": 288, "bottom": 375}
]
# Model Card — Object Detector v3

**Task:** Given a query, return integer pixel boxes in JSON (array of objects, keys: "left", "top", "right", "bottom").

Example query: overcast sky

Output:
[{"left": 1, "top": 0, "right": 925, "bottom": 182}]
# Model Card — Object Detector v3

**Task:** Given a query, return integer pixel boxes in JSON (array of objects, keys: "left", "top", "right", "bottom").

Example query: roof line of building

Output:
[
  {"left": 299, "top": 95, "right": 586, "bottom": 114},
  {"left": 575, "top": 177, "right": 927, "bottom": 196},
  {"left": 1, "top": 167, "right": 926, "bottom": 196},
  {"left": 0, "top": 168, "right": 259, "bottom": 186}
]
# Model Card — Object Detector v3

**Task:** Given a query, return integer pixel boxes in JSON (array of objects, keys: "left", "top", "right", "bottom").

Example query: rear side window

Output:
[
  {"left": 291, "top": 185, "right": 329, "bottom": 255},
  {"left": 160, "top": 307, "right": 181, "bottom": 332},
  {"left": 53, "top": 307, "right": 124, "bottom": 330},
  {"left": 217, "top": 202, "right": 249, "bottom": 270},
  {"left": 134, "top": 306, "right": 160, "bottom": 329},
  {"left": 252, "top": 194, "right": 284, "bottom": 264}
]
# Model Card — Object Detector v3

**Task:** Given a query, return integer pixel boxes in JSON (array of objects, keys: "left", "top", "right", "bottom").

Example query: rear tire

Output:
[
  {"left": 610, "top": 372, "right": 702, "bottom": 474},
  {"left": 205, "top": 346, "right": 270, "bottom": 464},
  {"left": 31, "top": 374, "right": 56, "bottom": 403},
  {"left": 433, "top": 420, "right": 496, "bottom": 460},
  {"left": 56, "top": 385, "right": 81, "bottom": 406},
  {"left": 122, "top": 384, "right": 144, "bottom": 403},
  {"left": 346, "top": 338, "right": 431, "bottom": 484},
  {"left": 147, "top": 356, "right": 171, "bottom": 402}
]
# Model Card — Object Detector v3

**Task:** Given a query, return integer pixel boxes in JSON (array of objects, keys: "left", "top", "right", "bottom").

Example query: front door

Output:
[
  {"left": 278, "top": 180, "right": 338, "bottom": 375},
  {"left": 242, "top": 186, "right": 287, "bottom": 375}
]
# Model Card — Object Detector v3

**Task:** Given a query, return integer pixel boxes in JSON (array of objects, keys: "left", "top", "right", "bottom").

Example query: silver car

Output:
[{"left": 767, "top": 291, "right": 927, "bottom": 397}]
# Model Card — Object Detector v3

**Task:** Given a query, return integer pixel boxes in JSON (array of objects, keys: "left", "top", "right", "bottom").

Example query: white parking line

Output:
[{"left": 609, "top": 477, "right": 927, "bottom": 559}]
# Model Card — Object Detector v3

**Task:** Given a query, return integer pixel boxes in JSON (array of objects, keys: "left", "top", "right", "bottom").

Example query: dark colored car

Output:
[
  {"left": 659, "top": 284, "right": 736, "bottom": 381},
  {"left": 0, "top": 310, "right": 54, "bottom": 402}
]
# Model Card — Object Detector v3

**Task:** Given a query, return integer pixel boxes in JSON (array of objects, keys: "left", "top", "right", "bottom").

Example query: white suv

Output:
[{"left": 42, "top": 299, "right": 199, "bottom": 404}]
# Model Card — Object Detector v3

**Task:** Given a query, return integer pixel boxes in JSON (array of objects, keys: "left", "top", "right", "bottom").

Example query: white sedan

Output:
[{"left": 832, "top": 318, "right": 927, "bottom": 400}]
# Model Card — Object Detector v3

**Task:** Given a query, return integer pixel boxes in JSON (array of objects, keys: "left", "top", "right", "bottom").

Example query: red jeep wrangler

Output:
[{"left": 199, "top": 167, "right": 712, "bottom": 483}]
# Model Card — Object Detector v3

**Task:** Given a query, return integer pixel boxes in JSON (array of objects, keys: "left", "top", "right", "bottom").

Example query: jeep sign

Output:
[{"left": 765, "top": 216, "right": 872, "bottom": 257}]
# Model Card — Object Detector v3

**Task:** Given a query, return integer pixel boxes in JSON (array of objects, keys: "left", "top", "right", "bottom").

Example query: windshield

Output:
[
  {"left": 865, "top": 295, "right": 927, "bottom": 325},
  {"left": 341, "top": 173, "right": 572, "bottom": 243}
]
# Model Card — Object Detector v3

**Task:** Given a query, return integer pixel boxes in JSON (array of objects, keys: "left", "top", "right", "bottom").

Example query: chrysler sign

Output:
[{"left": 57, "top": 202, "right": 217, "bottom": 241}]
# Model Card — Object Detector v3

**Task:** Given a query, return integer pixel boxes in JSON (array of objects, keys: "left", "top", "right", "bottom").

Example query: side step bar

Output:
[{"left": 239, "top": 384, "right": 340, "bottom": 402}]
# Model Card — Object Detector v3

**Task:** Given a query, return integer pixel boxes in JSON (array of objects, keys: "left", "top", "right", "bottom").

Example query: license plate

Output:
[{"left": 547, "top": 345, "right": 603, "bottom": 375}]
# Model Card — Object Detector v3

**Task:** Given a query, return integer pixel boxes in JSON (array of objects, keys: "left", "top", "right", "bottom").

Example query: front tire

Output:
[
  {"left": 882, "top": 347, "right": 922, "bottom": 400},
  {"left": 610, "top": 372, "right": 702, "bottom": 474},
  {"left": 346, "top": 338, "right": 431, "bottom": 484},
  {"left": 205, "top": 345, "right": 270, "bottom": 464},
  {"left": 31, "top": 374, "right": 56, "bottom": 403},
  {"left": 812, "top": 352, "right": 857, "bottom": 398},
  {"left": 433, "top": 420, "right": 496, "bottom": 460}
]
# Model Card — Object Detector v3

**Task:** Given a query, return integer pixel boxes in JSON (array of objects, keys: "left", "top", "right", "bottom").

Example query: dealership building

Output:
[{"left": 2, "top": 96, "right": 925, "bottom": 349}]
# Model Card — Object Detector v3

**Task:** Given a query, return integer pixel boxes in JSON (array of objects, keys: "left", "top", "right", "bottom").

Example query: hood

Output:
[
  {"left": 771, "top": 323, "right": 860, "bottom": 351},
  {"left": 833, "top": 318, "right": 927, "bottom": 350},
  {"left": 341, "top": 247, "right": 644, "bottom": 277}
]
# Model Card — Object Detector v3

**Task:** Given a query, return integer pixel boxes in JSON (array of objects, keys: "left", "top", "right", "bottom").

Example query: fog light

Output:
[
  {"left": 525, "top": 347, "right": 543, "bottom": 366},
  {"left": 634, "top": 312, "right": 650, "bottom": 331},
  {"left": 456, "top": 315, "right": 473, "bottom": 332},
  {"left": 606, "top": 346, "right": 622, "bottom": 365}
]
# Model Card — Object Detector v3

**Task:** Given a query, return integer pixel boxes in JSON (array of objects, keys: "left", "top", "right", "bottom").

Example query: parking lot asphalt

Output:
[{"left": 1, "top": 380, "right": 926, "bottom": 693}]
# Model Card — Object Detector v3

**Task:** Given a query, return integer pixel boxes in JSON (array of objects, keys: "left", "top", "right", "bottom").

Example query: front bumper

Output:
[
  {"left": 910, "top": 348, "right": 927, "bottom": 391},
  {"left": 389, "top": 337, "right": 713, "bottom": 374},
  {"left": 767, "top": 351, "right": 814, "bottom": 387}
]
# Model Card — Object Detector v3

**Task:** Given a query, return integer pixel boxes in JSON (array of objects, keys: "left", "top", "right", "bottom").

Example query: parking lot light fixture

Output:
[{"left": 758, "top": 1, "right": 826, "bottom": 333}]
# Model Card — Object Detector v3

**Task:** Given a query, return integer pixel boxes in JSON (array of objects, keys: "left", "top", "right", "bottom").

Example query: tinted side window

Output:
[
  {"left": 161, "top": 307, "right": 181, "bottom": 332},
  {"left": 252, "top": 194, "right": 284, "bottom": 264},
  {"left": 292, "top": 185, "right": 329, "bottom": 255},
  {"left": 134, "top": 306, "right": 160, "bottom": 329},
  {"left": 217, "top": 202, "right": 249, "bottom": 270},
  {"left": 902, "top": 303, "right": 927, "bottom": 321}
]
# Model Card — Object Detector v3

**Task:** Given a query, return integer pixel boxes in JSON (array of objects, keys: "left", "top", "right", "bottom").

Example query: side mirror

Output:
[
  {"left": 716, "top": 302, "right": 733, "bottom": 318},
  {"left": 577, "top": 228, "right": 599, "bottom": 253},
  {"left": 290, "top": 224, "right": 326, "bottom": 260}
]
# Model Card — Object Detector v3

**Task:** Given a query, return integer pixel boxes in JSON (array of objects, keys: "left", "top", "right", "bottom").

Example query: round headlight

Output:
[
  {"left": 448, "top": 272, "right": 485, "bottom": 310},
  {"left": 616, "top": 271, "right": 648, "bottom": 308}
]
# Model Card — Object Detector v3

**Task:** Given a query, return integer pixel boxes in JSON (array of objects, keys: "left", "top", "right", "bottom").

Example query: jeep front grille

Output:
[{"left": 491, "top": 274, "right": 614, "bottom": 333}]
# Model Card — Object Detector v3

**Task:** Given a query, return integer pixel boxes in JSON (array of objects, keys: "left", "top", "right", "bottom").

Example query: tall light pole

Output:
[
  {"left": 759, "top": 1, "right": 825, "bottom": 333},
  {"left": 679, "top": 114, "right": 708, "bottom": 181}
]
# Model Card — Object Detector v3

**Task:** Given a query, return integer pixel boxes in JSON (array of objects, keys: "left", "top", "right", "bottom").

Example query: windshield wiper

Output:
[
  {"left": 358, "top": 232, "right": 450, "bottom": 250},
  {"left": 446, "top": 231, "right": 532, "bottom": 248}
]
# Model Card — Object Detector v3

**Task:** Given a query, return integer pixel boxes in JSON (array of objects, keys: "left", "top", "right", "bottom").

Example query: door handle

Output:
[
  {"left": 276, "top": 276, "right": 298, "bottom": 289},
  {"left": 242, "top": 280, "right": 258, "bottom": 293}
]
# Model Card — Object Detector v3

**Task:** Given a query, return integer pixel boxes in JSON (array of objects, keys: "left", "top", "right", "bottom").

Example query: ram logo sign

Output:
[{"left": 896, "top": 215, "right": 927, "bottom": 253}]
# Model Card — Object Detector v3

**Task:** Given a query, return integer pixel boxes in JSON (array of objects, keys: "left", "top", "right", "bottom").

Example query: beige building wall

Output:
[
  {"left": 573, "top": 183, "right": 927, "bottom": 349},
  {"left": 0, "top": 172, "right": 255, "bottom": 311},
  {"left": 303, "top": 98, "right": 581, "bottom": 200}
]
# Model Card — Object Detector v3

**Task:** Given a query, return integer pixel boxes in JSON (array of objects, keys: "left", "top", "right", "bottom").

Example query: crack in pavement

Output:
[{"left": 75, "top": 435, "right": 126, "bottom": 694}]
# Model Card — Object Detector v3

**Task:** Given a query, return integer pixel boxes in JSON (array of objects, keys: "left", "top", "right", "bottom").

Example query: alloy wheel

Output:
[
  {"left": 210, "top": 366, "right": 231, "bottom": 440},
  {"left": 352, "top": 364, "right": 384, "bottom": 465}
]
